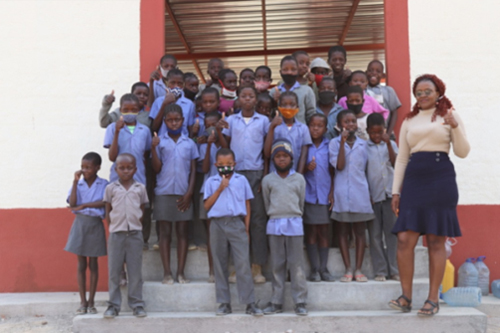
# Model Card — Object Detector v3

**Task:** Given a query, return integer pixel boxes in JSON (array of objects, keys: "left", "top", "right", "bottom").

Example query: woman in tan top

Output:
[{"left": 388, "top": 74, "right": 470, "bottom": 316}]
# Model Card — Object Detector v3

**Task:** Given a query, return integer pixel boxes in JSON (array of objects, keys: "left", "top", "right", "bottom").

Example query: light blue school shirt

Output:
[
  {"left": 316, "top": 103, "right": 345, "bottom": 140},
  {"left": 266, "top": 170, "right": 304, "bottom": 236},
  {"left": 198, "top": 142, "right": 220, "bottom": 193},
  {"left": 270, "top": 120, "right": 312, "bottom": 172},
  {"left": 151, "top": 79, "right": 167, "bottom": 99},
  {"left": 103, "top": 122, "right": 152, "bottom": 185},
  {"left": 222, "top": 112, "right": 270, "bottom": 171},
  {"left": 366, "top": 139, "right": 399, "bottom": 203},
  {"left": 67, "top": 176, "right": 109, "bottom": 218},
  {"left": 154, "top": 133, "right": 199, "bottom": 196},
  {"left": 328, "top": 136, "right": 373, "bottom": 214},
  {"left": 277, "top": 81, "right": 301, "bottom": 92},
  {"left": 149, "top": 93, "right": 196, "bottom": 137},
  {"left": 366, "top": 85, "right": 402, "bottom": 113},
  {"left": 304, "top": 138, "right": 331, "bottom": 205},
  {"left": 204, "top": 173, "right": 254, "bottom": 219}
]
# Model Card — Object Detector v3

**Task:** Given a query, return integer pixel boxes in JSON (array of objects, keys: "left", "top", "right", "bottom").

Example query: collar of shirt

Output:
[
  {"left": 273, "top": 168, "right": 295, "bottom": 178},
  {"left": 195, "top": 111, "right": 206, "bottom": 119},
  {"left": 78, "top": 177, "right": 105, "bottom": 188},
  {"left": 234, "top": 111, "right": 260, "bottom": 120},
  {"left": 313, "top": 137, "right": 329, "bottom": 149},
  {"left": 367, "top": 139, "right": 387, "bottom": 147},
  {"left": 278, "top": 81, "right": 301, "bottom": 92},
  {"left": 316, "top": 103, "right": 343, "bottom": 115},
  {"left": 160, "top": 132, "right": 189, "bottom": 142},
  {"left": 112, "top": 179, "right": 141, "bottom": 189}
]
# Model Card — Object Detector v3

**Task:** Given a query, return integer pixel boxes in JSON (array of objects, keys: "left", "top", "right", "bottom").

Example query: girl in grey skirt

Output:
[{"left": 64, "top": 152, "right": 108, "bottom": 315}]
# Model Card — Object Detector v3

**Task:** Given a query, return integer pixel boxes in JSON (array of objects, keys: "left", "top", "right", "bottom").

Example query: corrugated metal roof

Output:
[{"left": 165, "top": 0, "right": 385, "bottom": 82}]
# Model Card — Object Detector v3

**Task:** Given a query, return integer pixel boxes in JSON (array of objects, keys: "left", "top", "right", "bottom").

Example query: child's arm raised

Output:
[
  {"left": 147, "top": 67, "right": 161, "bottom": 109},
  {"left": 108, "top": 117, "right": 124, "bottom": 162},
  {"left": 336, "top": 129, "right": 349, "bottom": 171},
  {"left": 177, "top": 159, "right": 196, "bottom": 212},
  {"left": 297, "top": 145, "right": 309, "bottom": 174},
  {"left": 382, "top": 133, "right": 397, "bottom": 167},
  {"left": 151, "top": 92, "right": 176, "bottom": 132},
  {"left": 264, "top": 112, "right": 281, "bottom": 158},
  {"left": 99, "top": 90, "right": 117, "bottom": 128},
  {"left": 216, "top": 113, "right": 230, "bottom": 148},
  {"left": 151, "top": 132, "right": 162, "bottom": 174},
  {"left": 68, "top": 171, "right": 82, "bottom": 207},
  {"left": 201, "top": 137, "right": 215, "bottom": 174},
  {"left": 204, "top": 175, "right": 229, "bottom": 212}
]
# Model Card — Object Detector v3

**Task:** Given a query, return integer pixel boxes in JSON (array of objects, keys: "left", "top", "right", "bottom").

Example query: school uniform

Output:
[
  {"left": 153, "top": 133, "right": 199, "bottom": 222},
  {"left": 269, "top": 82, "right": 316, "bottom": 124},
  {"left": 338, "top": 94, "right": 390, "bottom": 120},
  {"left": 304, "top": 138, "right": 331, "bottom": 225},
  {"left": 270, "top": 120, "right": 312, "bottom": 172},
  {"left": 262, "top": 170, "right": 308, "bottom": 306},
  {"left": 366, "top": 85, "right": 402, "bottom": 126},
  {"left": 366, "top": 139, "right": 399, "bottom": 276},
  {"left": 103, "top": 181, "right": 149, "bottom": 312},
  {"left": 99, "top": 101, "right": 151, "bottom": 129},
  {"left": 64, "top": 177, "right": 108, "bottom": 257},
  {"left": 198, "top": 142, "right": 220, "bottom": 220},
  {"left": 222, "top": 112, "right": 270, "bottom": 266},
  {"left": 103, "top": 122, "right": 152, "bottom": 186},
  {"left": 328, "top": 136, "right": 374, "bottom": 222},
  {"left": 149, "top": 93, "right": 196, "bottom": 137},
  {"left": 316, "top": 103, "right": 345, "bottom": 140},
  {"left": 204, "top": 173, "right": 255, "bottom": 304},
  {"left": 151, "top": 78, "right": 167, "bottom": 100}
]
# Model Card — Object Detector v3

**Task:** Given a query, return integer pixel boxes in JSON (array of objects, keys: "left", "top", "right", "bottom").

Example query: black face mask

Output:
[
  {"left": 347, "top": 103, "right": 363, "bottom": 114},
  {"left": 280, "top": 73, "right": 297, "bottom": 86},
  {"left": 217, "top": 165, "right": 234, "bottom": 176},
  {"left": 183, "top": 89, "right": 197, "bottom": 101},
  {"left": 275, "top": 161, "right": 293, "bottom": 173},
  {"left": 318, "top": 91, "right": 336, "bottom": 105}
]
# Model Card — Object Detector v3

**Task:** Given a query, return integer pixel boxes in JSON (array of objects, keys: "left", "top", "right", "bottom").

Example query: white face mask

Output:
[
  {"left": 160, "top": 67, "right": 169, "bottom": 78},
  {"left": 221, "top": 87, "right": 237, "bottom": 99}
]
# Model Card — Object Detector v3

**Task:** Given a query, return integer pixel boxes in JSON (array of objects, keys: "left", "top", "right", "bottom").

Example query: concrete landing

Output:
[
  {"left": 142, "top": 246, "right": 429, "bottom": 281},
  {"left": 120, "top": 279, "right": 430, "bottom": 312},
  {"left": 73, "top": 307, "right": 487, "bottom": 333}
]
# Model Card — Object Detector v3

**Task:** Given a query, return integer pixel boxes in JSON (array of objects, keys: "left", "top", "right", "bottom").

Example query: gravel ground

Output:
[{"left": 0, "top": 313, "right": 73, "bottom": 333}]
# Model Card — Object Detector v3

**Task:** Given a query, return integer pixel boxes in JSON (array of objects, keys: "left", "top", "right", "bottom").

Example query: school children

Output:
[
  {"left": 327, "top": 45, "right": 351, "bottom": 100},
  {"left": 365, "top": 60, "right": 402, "bottom": 137},
  {"left": 151, "top": 104, "right": 199, "bottom": 285},
  {"left": 99, "top": 82, "right": 151, "bottom": 128},
  {"left": 329, "top": 110, "right": 374, "bottom": 283},
  {"left": 239, "top": 68, "right": 255, "bottom": 88},
  {"left": 218, "top": 68, "right": 238, "bottom": 115},
  {"left": 344, "top": 85, "right": 370, "bottom": 140},
  {"left": 254, "top": 65, "right": 273, "bottom": 93},
  {"left": 292, "top": 50, "right": 312, "bottom": 86},
  {"left": 65, "top": 152, "right": 108, "bottom": 315},
  {"left": 219, "top": 86, "right": 270, "bottom": 283},
  {"left": 304, "top": 114, "right": 335, "bottom": 282},
  {"left": 103, "top": 153, "right": 149, "bottom": 318},
  {"left": 150, "top": 69, "right": 196, "bottom": 138},
  {"left": 198, "top": 58, "right": 224, "bottom": 95},
  {"left": 256, "top": 92, "right": 275, "bottom": 119},
  {"left": 309, "top": 57, "right": 331, "bottom": 100},
  {"left": 204, "top": 148, "right": 263, "bottom": 316},
  {"left": 365, "top": 113, "right": 399, "bottom": 281},
  {"left": 192, "top": 87, "right": 221, "bottom": 142},
  {"left": 269, "top": 55, "right": 316, "bottom": 124},
  {"left": 316, "top": 77, "right": 344, "bottom": 139},
  {"left": 262, "top": 139, "right": 308, "bottom": 316},
  {"left": 265, "top": 91, "right": 312, "bottom": 174},
  {"left": 149, "top": 54, "right": 178, "bottom": 102},
  {"left": 183, "top": 72, "right": 200, "bottom": 101}
]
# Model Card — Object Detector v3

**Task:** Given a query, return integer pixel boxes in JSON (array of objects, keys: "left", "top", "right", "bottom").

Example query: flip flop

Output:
[
  {"left": 375, "top": 275, "right": 387, "bottom": 282},
  {"left": 355, "top": 274, "right": 368, "bottom": 282},
  {"left": 162, "top": 275, "right": 174, "bottom": 285},
  {"left": 178, "top": 275, "right": 190, "bottom": 284},
  {"left": 75, "top": 306, "right": 87, "bottom": 315},
  {"left": 340, "top": 274, "right": 353, "bottom": 282},
  {"left": 87, "top": 307, "right": 98, "bottom": 314}
]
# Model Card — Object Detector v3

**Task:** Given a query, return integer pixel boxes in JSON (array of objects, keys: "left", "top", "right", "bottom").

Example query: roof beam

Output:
[
  {"left": 339, "top": 0, "right": 361, "bottom": 45},
  {"left": 164, "top": 0, "right": 205, "bottom": 82},
  {"left": 261, "top": 0, "right": 268, "bottom": 66},
  {"left": 172, "top": 43, "right": 385, "bottom": 61}
]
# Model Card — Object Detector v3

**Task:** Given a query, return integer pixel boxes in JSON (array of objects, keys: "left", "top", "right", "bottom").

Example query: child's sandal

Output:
[
  {"left": 87, "top": 307, "right": 98, "bottom": 314},
  {"left": 388, "top": 295, "right": 412, "bottom": 313},
  {"left": 417, "top": 299, "right": 439, "bottom": 317},
  {"left": 75, "top": 306, "right": 87, "bottom": 315},
  {"left": 340, "top": 274, "right": 353, "bottom": 283}
]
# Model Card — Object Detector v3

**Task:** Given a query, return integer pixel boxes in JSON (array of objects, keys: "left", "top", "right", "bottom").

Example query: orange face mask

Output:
[{"left": 278, "top": 106, "right": 299, "bottom": 119}]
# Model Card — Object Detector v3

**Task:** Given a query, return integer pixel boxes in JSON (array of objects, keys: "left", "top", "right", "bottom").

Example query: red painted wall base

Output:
[{"left": 0, "top": 205, "right": 498, "bottom": 292}]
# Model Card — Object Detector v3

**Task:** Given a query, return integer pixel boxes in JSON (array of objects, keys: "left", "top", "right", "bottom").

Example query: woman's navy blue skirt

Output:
[{"left": 392, "top": 152, "right": 462, "bottom": 237}]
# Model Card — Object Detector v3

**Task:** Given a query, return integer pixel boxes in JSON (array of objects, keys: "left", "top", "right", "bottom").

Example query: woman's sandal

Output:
[
  {"left": 75, "top": 306, "right": 87, "bottom": 315},
  {"left": 388, "top": 295, "right": 412, "bottom": 313},
  {"left": 418, "top": 299, "right": 439, "bottom": 317}
]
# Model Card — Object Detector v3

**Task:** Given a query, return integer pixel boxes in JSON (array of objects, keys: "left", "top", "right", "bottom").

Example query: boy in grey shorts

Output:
[{"left": 103, "top": 153, "right": 149, "bottom": 318}]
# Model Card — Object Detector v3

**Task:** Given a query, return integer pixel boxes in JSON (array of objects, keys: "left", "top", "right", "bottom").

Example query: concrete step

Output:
[
  {"left": 141, "top": 246, "right": 429, "bottom": 282},
  {"left": 120, "top": 279, "right": 430, "bottom": 313},
  {"left": 73, "top": 307, "right": 487, "bottom": 333}
]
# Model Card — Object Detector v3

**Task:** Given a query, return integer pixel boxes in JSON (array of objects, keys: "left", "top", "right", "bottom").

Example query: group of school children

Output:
[{"left": 64, "top": 45, "right": 403, "bottom": 318}]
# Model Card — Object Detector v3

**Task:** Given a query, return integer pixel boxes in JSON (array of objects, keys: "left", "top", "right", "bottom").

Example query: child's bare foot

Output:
[
  {"left": 177, "top": 274, "right": 190, "bottom": 284},
  {"left": 208, "top": 274, "right": 215, "bottom": 283},
  {"left": 354, "top": 269, "right": 368, "bottom": 282},
  {"left": 162, "top": 275, "right": 174, "bottom": 285},
  {"left": 340, "top": 269, "right": 353, "bottom": 282}
]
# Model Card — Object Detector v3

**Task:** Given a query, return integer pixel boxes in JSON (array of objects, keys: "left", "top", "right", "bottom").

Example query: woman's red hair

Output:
[{"left": 406, "top": 74, "right": 453, "bottom": 121}]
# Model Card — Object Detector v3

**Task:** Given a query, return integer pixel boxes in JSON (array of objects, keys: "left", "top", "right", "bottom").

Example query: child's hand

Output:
[
  {"left": 207, "top": 132, "right": 216, "bottom": 144},
  {"left": 205, "top": 79, "right": 213, "bottom": 87},
  {"left": 306, "top": 156, "right": 316, "bottom": 171},
  {"left": 197, "top": 135, "right": 208, "bottom": 144},
  {"left": 442, "top": 108, "right": 458, "bottom": 128},
  {"left": 163, "top": 90, "right": 176, "bottom": 106},
  {"left": 70, "top": 205, "right": 85, "bottom": 211},
  {"left": 152, "top": 132, "right": 160, "bottom": 147},
  {"left": 74, "top": 170, "right": 83, "bottom": 182},
  {"left": 176, "top": 193, "right": 192, "bottom": 212},
  {"left": 219, "top": 175, "right": 229, "bottom": 190},
  {"left": 340, "top": 127, "right": 349, "bottom": 143},
  {"left": 272, "top": 87, "right": 281, "bottom": 103},
  {"left": 270, "top": 110, "right": 282, "bottom": 129},
  {"left": 381, "top": 132, "right": 390, "bottom": 144},
  {"left": 217, "top": 113, "right": 229, "bottom": 130},
  {"left": 306, "top": 71, "right": 315, "bottom": 85},
  {"left": 150, "top": 66, "right": 161, "bottom": 81},
  {"left": 104, "top": 90, "right": 115, "bottom": 105},
  {"left": 192, "top": 118, "right": 200, "bottom": 135},
  {"left": 116, "top": 116, "right": 125, "bottom": 131},
  {"left": 328, "top": 192, "right": 334, "bottom": 211}
]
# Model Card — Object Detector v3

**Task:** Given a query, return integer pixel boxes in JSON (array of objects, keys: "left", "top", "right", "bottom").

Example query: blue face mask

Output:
[
  {"left": 122, "top": 113, "right": 137, "bottom": 123},
  {"left": 167, "top": 126, "right": 183, "bottom": 136},
  {"left": 169, "top": 87, "right": 183, "bottom": 98}
]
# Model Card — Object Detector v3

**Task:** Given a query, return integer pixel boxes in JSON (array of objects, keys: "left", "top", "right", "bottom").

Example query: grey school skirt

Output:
[
  {"left": 64, "top": 214, "right": 107, "bottom": 257},
  {"left": 154, "top": 195, "right": 193, "bottom": 222},
  {"left": 303, "top": 203, "right": 331, "bottom": 225},
  {"left": 331, "top": 212, "right": 375, "bottom": 223},
  {"left": 199, "top": 195, "right": 208, "bottom": 220}
]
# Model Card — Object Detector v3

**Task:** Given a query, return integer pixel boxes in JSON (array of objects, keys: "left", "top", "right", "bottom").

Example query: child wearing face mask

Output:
[
  {"left": 149, "top": 69, "right": 196, "bottom": 138},
  {"left": 309, "top": 57, "right": 331, "bottom": 101},
  {"left": 203, "top": 148, "right": 263, "bottom": 317},
  {"left": 345, "top": 85, "right": 370, "bottom": 140},
  {"left": 254, "top": 65, "right": 273, "bottom": 93},
  {"left": 316, "top": 77, "right": 344, "bottom": 139},
  {"left": 269, "top": 55, "right": 316, "bottom": 125},
  {"left": 265, "top": 91, "right": 312, "bottom": 174},
  {"left": 148, "top": 54, "right": 178, "bottom": 102},
  {"left": 218, "top": 69, "right": 238, "bottom": 115},
  {"left": 183, "top": 72, "right": 200, "bottom": 102}
]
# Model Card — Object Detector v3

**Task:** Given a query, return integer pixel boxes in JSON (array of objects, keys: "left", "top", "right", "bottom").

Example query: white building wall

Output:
[
  {"left": 408, "top": 0, "right": 500, "bottom": 205},
  {"left": 0, "top": 0, "right": 141, "bottom": 208}
]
